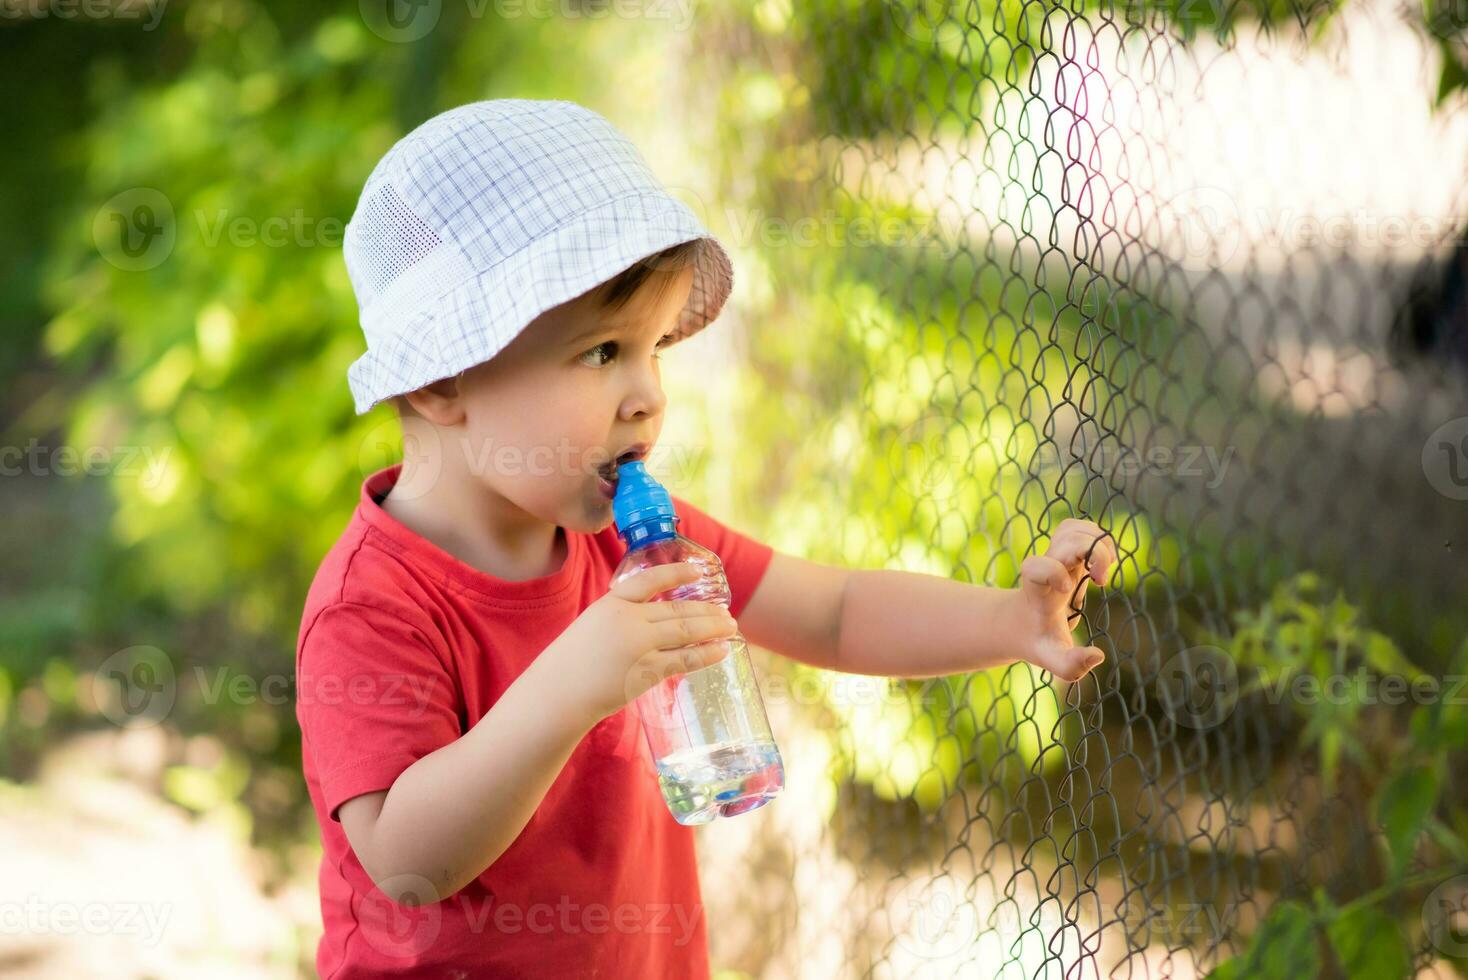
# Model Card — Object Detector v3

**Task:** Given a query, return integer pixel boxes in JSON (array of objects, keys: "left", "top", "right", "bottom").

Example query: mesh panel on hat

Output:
[{"left": 347, "top": 184, "right": 445, "bottom": 303}]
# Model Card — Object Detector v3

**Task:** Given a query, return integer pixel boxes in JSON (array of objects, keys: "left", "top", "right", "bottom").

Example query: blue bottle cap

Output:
[{"left": 612, "top": 459, "right": 679, "bottom": 542}]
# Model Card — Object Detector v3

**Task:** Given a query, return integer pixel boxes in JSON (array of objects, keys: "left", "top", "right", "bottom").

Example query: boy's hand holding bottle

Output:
[{"left": 545, "top": 562, "right": 740, "bottom": 725}]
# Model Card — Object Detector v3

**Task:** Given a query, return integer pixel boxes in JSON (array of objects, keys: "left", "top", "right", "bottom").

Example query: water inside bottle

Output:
[{"left": 654, "top": 739, "right": 784, "bottom": 825}]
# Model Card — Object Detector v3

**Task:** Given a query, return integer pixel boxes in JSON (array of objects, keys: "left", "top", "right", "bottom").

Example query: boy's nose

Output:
[{"left": 622, "top": 377, "right": 667, "bottom": 421}]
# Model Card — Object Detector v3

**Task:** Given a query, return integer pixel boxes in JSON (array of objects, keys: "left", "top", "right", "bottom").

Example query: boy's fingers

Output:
[
  {"left": 1082, "top": 534, "right": 1117, "bottom": 585},
  {"left": 1046, "top": 529, "right": 1097, "bottom": 566},
  {"left": 623, "top": 642, "right": 731, "bottom": 700},
  {"left": 611, "top": 562, "right": 702, "bottom": 602},
  {"left": 1047, "top": 528, "right": 1116, "bottom": 585},
  {"left": 1020, "top": 555, "right": 1071, "bottom": 598},
  {"left": 671, "top": 640, "right": 734, "bottom": 674},
  {"left": 1086, "top": 531, "right": 1119, "bottom": 584},
  {"left": 1063, "top": 646, "right": 1107, "bottom": 682},
  {"left": 644, "top": 599, "right": 729, "bottom": 622},
  {"left": 1035, "top": 644, "right": 1106, "bottom": 683},
  {"left": 651, "top": 610, "right": 738, "bottom": 651}
]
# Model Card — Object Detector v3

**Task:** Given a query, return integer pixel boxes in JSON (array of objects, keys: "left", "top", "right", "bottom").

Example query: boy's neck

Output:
[{"left": 379, "top": 465, "right": 569, "bottom": 583}]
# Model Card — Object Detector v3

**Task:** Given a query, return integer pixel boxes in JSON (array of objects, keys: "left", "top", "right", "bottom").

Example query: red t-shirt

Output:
[{"left": 295, "top": 463, "right": 775, "bottom": 979}]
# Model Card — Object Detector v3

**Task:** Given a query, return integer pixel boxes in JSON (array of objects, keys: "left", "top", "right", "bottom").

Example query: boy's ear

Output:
[{"left": 401, "top": 375, "right": 465, "bottom": 426}]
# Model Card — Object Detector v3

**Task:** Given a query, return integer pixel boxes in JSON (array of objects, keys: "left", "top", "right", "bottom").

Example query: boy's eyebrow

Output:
[
  {"left": 565, "top": 320, "right": 620, "bottom": 346},
  {"left": 565, "top": 315, "right": 656, "bottom": 348},
  {"left": 563, "top": 306, "right": 682, "bottom": 348}
]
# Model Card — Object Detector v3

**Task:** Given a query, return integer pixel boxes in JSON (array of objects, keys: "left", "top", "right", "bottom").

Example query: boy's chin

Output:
[
  {"left": 562, "top": 497, "right": 618, "bottom": 536},
  {"left": 588, "top": 505, "right": 619, "bottom": 535}
]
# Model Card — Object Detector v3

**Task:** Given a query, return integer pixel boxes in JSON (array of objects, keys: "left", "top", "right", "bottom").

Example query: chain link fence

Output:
[
  {"left": 12, "top": 0, "right": 1468, "bottom": 973},
  {"left": 687, "top": 1, "right": 1468, "bottom": 976}
]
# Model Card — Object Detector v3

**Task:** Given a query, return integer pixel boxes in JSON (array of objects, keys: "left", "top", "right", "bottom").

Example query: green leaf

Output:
[
  {"left": 1327, "top": 907, "right": 1412, "bottom": 980},
  {"left": 1205, "top": 958, "right": 1243, "bottom": 980},
  {"left": 1436, "top": 37, "right": 1468, "bottom": 107},
  {"left": 1320, "top": 726, "right": 1342, "bottom": 791},
  {"left": 1237, "top": 901, "right": 1320, "bottom": 978},
  {"left": 1361, "top": 631, "right": 1419, "bottom": 679},
  {"left": 1410, "top": 702, "right": 1468, "bottom": 753},
  {"left": 1376, "top": 766, "right": 1439, "bottom": 875}
]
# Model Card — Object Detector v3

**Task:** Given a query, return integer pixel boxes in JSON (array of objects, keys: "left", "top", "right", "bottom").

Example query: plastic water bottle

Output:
[{"left": 609, "top": 459, "right": 784, "bottom": 825}]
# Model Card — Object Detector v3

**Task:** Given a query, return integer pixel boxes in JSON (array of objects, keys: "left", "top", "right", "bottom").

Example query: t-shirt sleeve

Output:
[
  {"left": 668, "top": 494, "right": 776, "bottom": 619},
  {"left": 296, "top": 601, "right": 464, "bottom": 822}
]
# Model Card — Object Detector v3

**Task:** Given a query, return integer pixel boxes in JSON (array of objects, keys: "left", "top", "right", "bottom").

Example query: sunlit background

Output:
[{"left": 4, "top": 0, "right": 1468, "bottom": 976}]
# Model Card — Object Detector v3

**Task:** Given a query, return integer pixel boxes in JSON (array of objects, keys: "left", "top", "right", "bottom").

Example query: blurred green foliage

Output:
[
  {"left": 3, "top": 0, "right": 756, "bottom": 856},
  {"left": 3, "top": 1, "right": 1466, "bottom": 976},
  {"left": 1217, "top": 573, "right": 1426, "bottom": 790},
  {"left": 35, "top": 4, "right": 636, "bottom": 639},
  {"left": 1202, "top": 578, "right": 1468, "bottom": 976}
]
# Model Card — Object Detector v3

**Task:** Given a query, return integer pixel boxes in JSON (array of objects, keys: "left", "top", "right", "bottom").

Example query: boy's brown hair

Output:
[
  {"left": 392, "top": 240, "right": 703, "bottom": 417},
  {"left": 591, "top": 238, "right": 702, "bottom": 313}
]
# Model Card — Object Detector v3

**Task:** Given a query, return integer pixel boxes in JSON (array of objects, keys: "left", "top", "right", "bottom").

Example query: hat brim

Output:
[{"left": 347, "top": 190, "right": 733, "bottom": 414}]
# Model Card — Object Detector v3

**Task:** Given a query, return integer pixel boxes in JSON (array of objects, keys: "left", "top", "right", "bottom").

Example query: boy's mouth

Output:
[{"left": 595, "top": 443, "right": 651, "bottom": 490}]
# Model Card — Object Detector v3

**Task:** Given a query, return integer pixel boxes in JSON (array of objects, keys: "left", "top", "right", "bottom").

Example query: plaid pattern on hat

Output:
[{"left": 341, "top": 99, "right": 734, "bottom": 414}]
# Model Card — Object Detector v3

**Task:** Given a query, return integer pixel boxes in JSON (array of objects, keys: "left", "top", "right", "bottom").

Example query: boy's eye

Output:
[
  {"left": 579, "top": 334, "right": 676, "bottom": 367},
  {"left": 579, "top": 341, "right": 616, "bottom": 367}
]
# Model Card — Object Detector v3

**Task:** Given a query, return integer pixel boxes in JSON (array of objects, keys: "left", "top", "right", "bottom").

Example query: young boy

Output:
[{"left": 295, "top": 99, "right": 1115, "bottom": 978}]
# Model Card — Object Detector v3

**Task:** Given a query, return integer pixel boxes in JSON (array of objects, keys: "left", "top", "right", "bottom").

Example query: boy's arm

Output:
[
  {"left": 339, "top": 649, "right": 598, "bottom": 905},
  {"left": 739, "top": 518, "right": 1117, "bottom": 683},
  {"left": 331, "top": 561, "right": 733, "bottom": 906}
]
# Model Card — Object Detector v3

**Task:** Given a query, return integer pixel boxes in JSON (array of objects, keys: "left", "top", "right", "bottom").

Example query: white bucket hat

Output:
[{"left": 340, "top": 98, "right": 734, "bottom": 414}]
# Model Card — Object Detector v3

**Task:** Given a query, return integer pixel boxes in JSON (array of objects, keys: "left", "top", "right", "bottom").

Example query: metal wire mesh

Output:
[{"left": 685, "top": 1, "right": 1468, "bottom": 976}]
